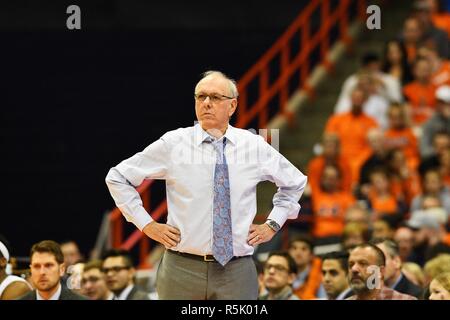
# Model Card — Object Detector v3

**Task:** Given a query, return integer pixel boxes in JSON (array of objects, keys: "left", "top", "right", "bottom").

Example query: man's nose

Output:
[{"left": 202, "top": 97, "right": 212, "bottom": 107}]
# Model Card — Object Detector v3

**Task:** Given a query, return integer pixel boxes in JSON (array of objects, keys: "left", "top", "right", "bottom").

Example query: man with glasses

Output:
[
  {"left": 259, "top": 251, "right": 299, "bottom": 300},
  {"left": 81, "top": 259, "right": 113, "bottom": 300},
  {"left": 102, "top": 249, "right": 149, "bottom": 300},
  {"left": 106, "top": 70, "right": 307, "bottom": 299}
]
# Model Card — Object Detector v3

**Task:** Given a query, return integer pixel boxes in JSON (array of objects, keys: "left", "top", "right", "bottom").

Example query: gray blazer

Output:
[{"left": 126, "top": 286, "right": 150, "bottom": 300}]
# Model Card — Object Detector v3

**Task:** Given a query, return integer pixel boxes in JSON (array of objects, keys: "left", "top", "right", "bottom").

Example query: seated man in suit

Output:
[
  {"left": 372, "top": 238, "right": 423, "bottom": 298},
  {"left": 321, "top": 251, "right": 353, "bottom": 300},
  {"left": 19, "top": 240, "right": 86, "bottom": 300},
  {"left": 102, "top": 249, "right": 149, "bottom": 300}
]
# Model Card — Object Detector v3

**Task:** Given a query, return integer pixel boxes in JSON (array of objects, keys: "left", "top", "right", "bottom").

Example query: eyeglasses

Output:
[
  {"left": 101, "top": 266, "right": 130, "bottom": 274},
  {"left": 264, "top": 263, "right": 289, "bottom": 273},
  {"left": 194, "top": 93, "right": 235, "bottom": 103}
]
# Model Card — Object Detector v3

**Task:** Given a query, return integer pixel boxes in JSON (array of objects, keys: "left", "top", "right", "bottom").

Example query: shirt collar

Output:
[
  {"left": 390, "top": 273, "right": 403, "bottom": 289},
  {"left": 194, "top": 122, "right": 236, "bottom": 146},
  {"left": 335, "top": 287, "right": 352, "bottom": 300},
  {"left": 36, "top": 282, "right": 62, "bottom": 300},
  {"left": 115, "top": 284, "right": 134, "bottom": 300}
]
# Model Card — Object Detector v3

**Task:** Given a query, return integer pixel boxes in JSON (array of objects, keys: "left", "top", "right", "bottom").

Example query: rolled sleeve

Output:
[
  {"left": 105, "top": 138, "right": 170, "bottom": 231},
  {"left": 258, "top": 137, "right": 307, "bottom": 227}
]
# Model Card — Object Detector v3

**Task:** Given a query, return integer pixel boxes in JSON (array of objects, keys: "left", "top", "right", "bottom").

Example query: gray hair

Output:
[{"left": 199, "top": 70, "right": 239, "bottom": 98}]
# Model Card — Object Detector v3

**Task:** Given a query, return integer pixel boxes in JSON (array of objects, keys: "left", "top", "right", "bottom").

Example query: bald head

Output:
[{"left": 195, "top": 71, "right": 238, "bottom": 98}]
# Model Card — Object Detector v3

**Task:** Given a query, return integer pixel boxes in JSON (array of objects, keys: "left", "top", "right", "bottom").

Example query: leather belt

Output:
[{"left": 168, "top": 250, "right": 249, "bottom": 262}]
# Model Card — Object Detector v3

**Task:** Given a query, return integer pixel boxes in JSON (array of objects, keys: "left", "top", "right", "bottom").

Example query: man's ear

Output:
[
  {"left": 228, "top": 99, "right": 238, "bottom": 117},
  {"left": 393, "top": 256, "right": 402, "bottom": 270},
  {"left": 59, "top": 263, "right": 66, "bottom": 277}
]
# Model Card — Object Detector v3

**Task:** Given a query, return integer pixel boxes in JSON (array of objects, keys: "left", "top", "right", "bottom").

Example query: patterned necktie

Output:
[{"left": 211, "top": 137, "right": 234, "bottom": 266}]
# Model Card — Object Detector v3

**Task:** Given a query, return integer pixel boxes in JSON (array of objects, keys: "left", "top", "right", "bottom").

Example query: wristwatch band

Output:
[{"left": 265, "top": 219, "right": 281, "bottom": 232}]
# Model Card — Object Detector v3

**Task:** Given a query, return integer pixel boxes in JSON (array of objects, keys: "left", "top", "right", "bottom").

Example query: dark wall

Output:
[{"left": 1, "top": 1, "right": 307, "bottom": 257}]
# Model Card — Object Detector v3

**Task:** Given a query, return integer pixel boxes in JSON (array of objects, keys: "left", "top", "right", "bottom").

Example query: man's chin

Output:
[
  {"left": 36, "top": 283, "right": 58, "bottom": 292},
  {"left": 350, "top": 281, "right": 367, "bottom": 293}
]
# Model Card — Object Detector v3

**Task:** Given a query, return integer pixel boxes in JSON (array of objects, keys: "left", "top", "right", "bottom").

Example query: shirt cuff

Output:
[
  {"left": 266, "top": 206, "right": 291, "bottom": 228},
  {"left": 127, "top": 206, "right": 153, "bottom": 231}
]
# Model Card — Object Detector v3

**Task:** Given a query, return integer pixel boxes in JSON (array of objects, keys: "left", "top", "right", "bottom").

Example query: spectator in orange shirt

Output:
[
  {"left": 311, "top": 164, "right": 355, "bottom": 240},
  {"left": 417, "top": 43, "right": 450, "bottom": 87},
  {"left": 386, "top": 147, "right": 422, "bottom": 206},
  {"left": 307, "top": 133, "right": 352, "bottom": 194},
  {"left": 403, "top": 57, "right": 438, "bottom": 125},
  {"left": 288, "top": 235, "right": 326, "bottom": 299},
  {"left": 325, "top": 87, "right": 379, "bottom": 183},
  {"left": 384, "top": 104, "right": 420, "bottom": 169},
  {"left": 429, "top": 0, "right": 450, "bottom": 37},
  {"left": 366, "top": 168, "right": 406, "bottom": 218}
]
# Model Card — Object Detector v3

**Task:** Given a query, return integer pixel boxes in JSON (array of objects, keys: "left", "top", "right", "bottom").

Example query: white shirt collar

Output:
[
  {"left": 115, "top": 284, "right": 134, "bottom": 300},
  {"left": 36, "top": 282, "right": 62, "bottom": 300},
  {"left": 194, "top": 122, "right": 236, "bottom": 146},
  {"left": 335, "top": 287, "right": 352, "bottom": 300}
]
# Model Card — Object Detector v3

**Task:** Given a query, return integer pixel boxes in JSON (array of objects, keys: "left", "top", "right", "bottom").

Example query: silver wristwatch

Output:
[{"left": 265, "top": 219, "right": 281, "bottom": 233}]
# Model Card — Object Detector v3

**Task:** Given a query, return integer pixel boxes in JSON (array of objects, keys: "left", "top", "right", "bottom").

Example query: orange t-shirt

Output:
[
  {"left": 312, "top": 190, "right": 355, "bottom": 238},
  {"left": 405, "top": 44, "right": 417, "bottom": 64},
  {"left": 390, "top": 170, "right": 422, "bottom": 206},
  {"left": 403, "top": 82, "right": 438, "bottom": 125},
  {"left": 325, "top": 112, "right": 378, "bottom": 180},
  {"left": 307, "top": 155, "right": 353, "bottom": 194},
  {"left": 432, "top": 61, "right": 450, "bottom": 87},
  {"left": 432, "top": 14, "right": 450, "bottom": 37},
  {"left": 293, "top": 258, "right": 323, "bottom": 300},
  {"left": 384, "top": 128, "right": 419, "bottom": 169},
  {"left": 368, "top": 189, "right": 399, "bottom": 215}
]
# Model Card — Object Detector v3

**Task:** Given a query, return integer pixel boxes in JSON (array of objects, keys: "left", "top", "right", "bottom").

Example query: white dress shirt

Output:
[
  {"left": 106, "top": 123, "right": 307, "bottom": 257},
  {"left": 36, "top": 283, "right": 62, "bottom": 300}
]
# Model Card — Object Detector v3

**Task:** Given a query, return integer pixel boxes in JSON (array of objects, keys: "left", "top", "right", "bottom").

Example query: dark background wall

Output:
[{"left": 1, "top": 0, "right": 308, "bottom": 257}]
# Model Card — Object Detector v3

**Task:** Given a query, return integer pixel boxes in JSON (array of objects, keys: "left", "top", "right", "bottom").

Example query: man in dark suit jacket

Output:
[
  {"left": 373, "top": 239, "right": 423, "bottom": 299},
  {"left": 393, "top": 272, "right": 423, "bottom": 299},
  {"left": 19, "top": 283, "right": 86, "bottom": 300},
  {"left": 103, "top": 249, "right": 149, "bottom": 300},
  {"left": 18, "top": 240, "right": 87, "bottom": 300},
  {"left": 321, "top": 251, "right": 354, "bottom": 300}
]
